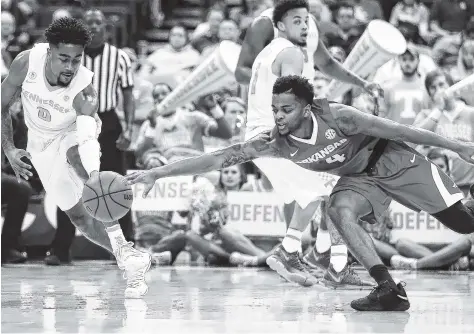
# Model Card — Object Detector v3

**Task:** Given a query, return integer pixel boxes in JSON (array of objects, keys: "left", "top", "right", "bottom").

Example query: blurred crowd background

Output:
[{"left": 1, "top": 0, "right": 473, "bottom": 271}]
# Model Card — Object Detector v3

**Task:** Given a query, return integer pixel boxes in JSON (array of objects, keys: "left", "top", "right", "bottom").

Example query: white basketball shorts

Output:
[
  {"left": 27, "top": 130, "right": 83, "bottom": 211},
  {"left": 245, "top": 126, "right": 332, "bottom": 209}
]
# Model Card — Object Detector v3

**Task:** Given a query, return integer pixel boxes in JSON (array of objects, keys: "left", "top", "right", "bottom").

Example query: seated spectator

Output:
[
  {"left": 429, "top": 0, "right": 474, "bottom": 40},
  {"left": 313, "top": 71, "right": 331, "bottom": 97},
  {"left": 1, "top": 11, "right": 28, "bottom": 60},
  {"left": 380, "top": 46, "right": 426, "bottom": 124},
  {"left": 185, "top": 173, "right": 270, "bottom": 267},
  {"left": 139, "top": 24, "right": 200, "bottom": 82},
  {"left": 414, "top": 70, "right": 474, "bottom": 195},
  {"left": 135, "top": 84, "right": 232, "bottom": 167},
  {"left": 326, "top": 2, "right": 362, "bottom": 55},
  {"left": 389, "top": 0, "right": 432, "bottom": 44},
  {"left": 200, "top": 19, "right": 241, "bottom": 58},
  {"left": 191, "top": 8, "right": 225, "bottom": 53},
  {"left": 450, "top": 39, "right": 474, "bottom": 83},
  {"left": 351, "top": 0, "right": 384, "bottom": 25},
  {"left": 432, "top": 21, "right": 474, "bottom": 72},
  {"left": 204, "top": 96, "right": 246, "bottom": 150},
  {"left": 228, "top": 0, "right": 272, "bottom": 39},
  {"left": 372, "top": 44, "right": 437, "bottom": 86}
]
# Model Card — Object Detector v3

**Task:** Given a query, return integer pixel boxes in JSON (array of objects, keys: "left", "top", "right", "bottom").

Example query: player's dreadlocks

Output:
[
  {"left": 45, "top": 17, "right": 91, "bottom": 47},
  {"left": 272, "top": 0, "right": 309, "bottom": 24},
  {"left": 273, "top": 75, "right": 314, "bottom": 105}
]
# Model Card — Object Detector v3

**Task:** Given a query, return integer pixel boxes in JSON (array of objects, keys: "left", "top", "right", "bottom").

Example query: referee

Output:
[{"left": 44, "top": 9, "right": 136, "bottom": 265}]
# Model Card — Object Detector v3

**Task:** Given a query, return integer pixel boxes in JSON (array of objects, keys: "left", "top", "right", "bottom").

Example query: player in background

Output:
[
  {"left": 236, "top": 0, "right": 380, "bottom": 287},
  {"left": 126, "top": 75, "right": 474, "bottom": 311},
  {"left": 0, "top": 18, "right": 151, "bottom": 298}
]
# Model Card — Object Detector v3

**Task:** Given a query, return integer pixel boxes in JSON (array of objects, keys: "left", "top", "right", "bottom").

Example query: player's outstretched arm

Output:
[
  {"left": 1, "top": 51, "right": 33, "bottom": 181},
  {"left": 235, "top": 17, "right": 274, "bottom": 84},
  {"left": 126, "top": 132, "right": 280, "bottom": 197},
  {"left": 73, "top": 84, "right": 101, "bottom": 178},
  {"left": 332, "top": 103, "right": 474, "bottom": 165}
]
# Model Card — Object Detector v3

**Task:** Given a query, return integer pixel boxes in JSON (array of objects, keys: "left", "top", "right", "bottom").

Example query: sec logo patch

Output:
[{"left": 325, "top": 129, "right": 336, "bottom": 140}]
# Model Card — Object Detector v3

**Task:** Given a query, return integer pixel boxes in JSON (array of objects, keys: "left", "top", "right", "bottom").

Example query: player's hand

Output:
[
  {"left": 4, "top": 148, "right": 33, "bottom": 182},
  {"left": 125, "top": 170, "right": 159, "bottom": 198},
  {"left": 457, "top": 142, "right": 474, "bottom": 165},
  {"left": 363, "top": 81, "right": 384, "bottom": 116},
  {"left": 116, "top": 129, "right": 132, "bottom": 151}
]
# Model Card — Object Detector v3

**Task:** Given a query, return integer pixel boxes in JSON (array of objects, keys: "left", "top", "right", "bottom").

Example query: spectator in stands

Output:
[
  {"left": 372, "top": 44, "right": 437, "bottom": 86},
  {"left": 389, "top": 0, "right": 431, "bottom": 45},
  {"left": 1, "top": 11, "right": 30, "bottom": 61},
  {"left": 351, "top": 0, "right": 384, "bottom": 25},
  {"left": 326, "top": 2, "right": 362, "bottom": 55},
  {"left": 429, "top": 0, "right": 474, "bottom": 40},
  {"left": 450, "top": 39, "right": 474, "bottom": 82},
  {"left": 313, "top": 71, "right": 331, "bottom": 97},
  {"left": 204, "top": 96, "right": 246, "bottom": 150},
  {"left": 184, "top": 174, "right": 270, "bottom": 267},
  {"left": 135, "top": 84, "right": 232, "bottom": 168},
  {"left": 414, "top": 70, "right": 474, "bottom": 196},
  {"left": 200, "top": 19, "right": 241, "bottom": 58},
  {"left": 191, "top": 8, "right": 225, "bottom": 53},
  {"left": 380, "top": 46, "right": 425, "bottom": 125},
  {"left": 140, "top": 24, "right": 201, "bottom": 83},
  {"left": 432, "top": 21, "right": 474, "bottom": 78}
]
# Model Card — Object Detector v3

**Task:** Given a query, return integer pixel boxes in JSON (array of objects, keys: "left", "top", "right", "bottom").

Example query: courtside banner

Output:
[
  {"left": 129, "top": 173, "right": 193, "bottom": 211},
  {"left": 389, "top": 201, "right": 461, "bottom": 244},
  {"left": 226, "top": 191, "right": 286, "bottom": 237}
]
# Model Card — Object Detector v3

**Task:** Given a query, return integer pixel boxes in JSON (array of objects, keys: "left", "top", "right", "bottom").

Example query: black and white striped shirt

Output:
[{"left": 82, "top": 43, "right": 134, "bottom": 113}]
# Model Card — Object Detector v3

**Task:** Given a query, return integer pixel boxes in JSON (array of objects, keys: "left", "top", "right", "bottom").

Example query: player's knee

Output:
[{"left": 327, "top": 195, "right": 358, "bottom": 225}]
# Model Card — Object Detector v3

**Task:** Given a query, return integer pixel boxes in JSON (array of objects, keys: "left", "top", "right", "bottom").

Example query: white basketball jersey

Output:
[
  {"left": 21, "top": 43, "right": 93, "bottom": 140},
  {"left": 259, "top": 8, "right": 319, "bottom": 80},
  {"left": 246, "top": 38, "right": 295, "bottom": 129}
]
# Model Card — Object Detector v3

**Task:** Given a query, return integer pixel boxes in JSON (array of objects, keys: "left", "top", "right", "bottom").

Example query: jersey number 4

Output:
[
  {"left": 326, "top": 154, "right": 345, "bottom": 164},
  {"left": 37, "top": 107, "right": 51, "bottom": 122}
]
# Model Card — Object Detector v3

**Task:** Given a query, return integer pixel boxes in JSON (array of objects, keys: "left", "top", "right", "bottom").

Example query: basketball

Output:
[{"left": 82, "top": 171, "right": 134, "bottom": 222}]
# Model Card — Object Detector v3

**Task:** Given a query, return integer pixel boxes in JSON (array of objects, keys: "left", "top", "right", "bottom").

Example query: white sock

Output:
[
  {"left": 315, "top": 229, "right": 331, "bottom": 253},
  {"left": 330, "top": 245, "right": 348, "bottom": 272},
  {"left": 282, "top": 228, "right": 302, "bottom": 253},
  {"left": 106, "top": 225, "right": 127, "bottom": 253}
]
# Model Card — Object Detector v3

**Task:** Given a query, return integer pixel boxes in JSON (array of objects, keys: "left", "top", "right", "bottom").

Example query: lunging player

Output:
[
  {"left": 126, "top": 75, "right": 474, "bottom": 311},
  {"left": 238, "top": 0, "right": 379, "bottom": 287},
  {"left": 1, "top": 18, "right": 151, "bottom": 298}
]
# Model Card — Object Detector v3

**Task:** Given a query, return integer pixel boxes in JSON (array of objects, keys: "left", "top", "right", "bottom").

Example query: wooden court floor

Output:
[{"left": 1, "top": 261, "right": 473, "bottom": 333}]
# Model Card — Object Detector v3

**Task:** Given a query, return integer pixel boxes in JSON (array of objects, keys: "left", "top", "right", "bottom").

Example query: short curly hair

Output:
[
  {"left": 272, "top": 0, "right": 309, "bottom": 24},
  {"left": 45, "top": 17, "right": 91, "bottom": 47},
  {"left": 273, "top": 75, "right": 314, "bottom": 105}
]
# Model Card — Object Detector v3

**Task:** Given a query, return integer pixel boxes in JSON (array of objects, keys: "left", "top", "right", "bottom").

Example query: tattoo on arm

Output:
[
  {"left": 74, "top": 84, "right": 99, "bottom": 116},
  {"left": 220, "top": 132, "right": 280, "bottom": 168}
]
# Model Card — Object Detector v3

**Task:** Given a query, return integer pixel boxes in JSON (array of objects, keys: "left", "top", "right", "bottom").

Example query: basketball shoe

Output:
[
  {"left": 115, "top": 242, "right": 152, "bottom": 298},
  {"left": 350, "top": 281, "right": 410, "bottom": 311},
  {"left": 302, "top": 248, "right": 330, "bottom": 271},
  {"left": 266, "top": 245, "right": 318, "bottom": 287},
  {"left": 320, "top": 263, "right": 375, "bottom": 289}
]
